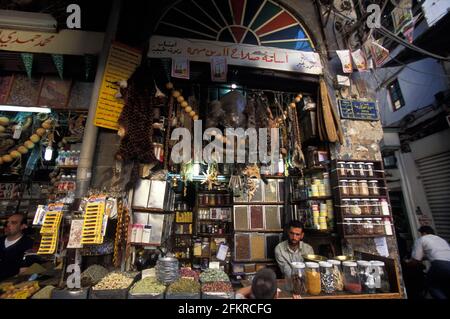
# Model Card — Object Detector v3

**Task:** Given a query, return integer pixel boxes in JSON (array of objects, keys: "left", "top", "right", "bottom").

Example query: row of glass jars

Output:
[
  {"left": 343, "top": 218, "right": 386, "bottom": 235},
  {"left": 339, "top": 180, "right": 380, "bottom": 196},
  {"left": 290, "top": 260, "right": 390, "bottom": 295},
  {"left": 337, "top": 162, "right": 376, "bottom": 178},
  {"left": 198, "top": 194, "right": 232, "bottom": 206},
  {"left": 341, "top": 198, "right": 383, "bottom": 215}
]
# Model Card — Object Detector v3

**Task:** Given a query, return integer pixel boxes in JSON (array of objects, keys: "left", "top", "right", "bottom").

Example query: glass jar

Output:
[
  {"left": 209, "top": 194, "right": 216, "bottom": 206},
  {"left": 339, "top": 180, "right": 349, "bottom": 196},
  {"left": 357, "top": 260, "right": 375, "bottom": 293},
  {"left": 328, "top": 260, "right": 344, "bottom": 291},
  {"left": 342, "top": 199, "right": 351, "bottom": 215},
  {"left": 373, "top": 218, "right": 384, "bottom": 235},
  {"left": 364, "top": 218, "right": 374, "bottom": 235},
  {"left": 346, "top": 162, "right": 356, "bottom": 177},
  {"left": 371, "top": 199, "right": 381, "bottom": 215},
  {"left": 344, "top": 218, "right": 353, "bottom": 235},
  {"left": 356, "top": 162, "right": 366, "bottom": 177},
  {"left": 350, "top": 199, "right": 362, "bottom": 215},
  {"left": 337, "top": 162, "right": 347, "bottom": 177},
  {"left": 342, "top": 261, "right": 362, "bottom": 293},
  {"left": 369, "top": 261, "right": 390, "bottom": 293},
  {"left": 361, "top": 199, "right": 371, "bottom": 215},
  {"left": 319, "top": 261, "right": 335, "bottom": 294},
  {"left": 358, "top": 180, "right": 369, "bottom": 197},
  {"left": 305, "top": 262, "right": 321, "bottom": 296},
  {"left": 353, "top": 218, "right": 363, "bottom": 235},
  {"left": 365, "top": 163, "right": 374, "bottom": 177},
  {"left": 349, "top": 180, "right": 359, "bottom": 196},
  {"left": 291, "top": 262, "right": 307, "bottom": 295},
  {"left": 368, "top": 180, "right": 379, "bottom": 196}
]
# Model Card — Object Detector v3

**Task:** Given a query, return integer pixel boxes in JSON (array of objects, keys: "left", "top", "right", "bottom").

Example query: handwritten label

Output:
[
  {"left": 0, "top": 29, "right": 103, "bottom": 55},
  {"left": 94, "top": 42, "right": 141, "bottom": 130},
  {"left": 148, "top": 35, "right": 322, "bottom": 75},
  {"left": 338, "top": 99, "right": 379, "bottom": 121}
]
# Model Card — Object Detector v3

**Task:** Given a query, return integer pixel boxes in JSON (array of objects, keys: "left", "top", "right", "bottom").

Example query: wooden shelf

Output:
[
  {"left": 343, "top": 234, "right": 393, "bottom": 238},
  {"left": 234, "top": 259, "right": 275, "bottom": 263},
  {"left": 198, "top": 205, "right": 233, "bottom": 208},
  {"left": 333, "top": 176, "right": 385, "bottom": 181},
  {"left": 260, "top": 175, "right": 285, "bottom": 179},
  {"left": 131, "top": 207, "right": 172, "bottom": 213},
  {"left": 289, "top": 292, "right": 402, "bottom": 299},
  {"left": 342, "top": 215, "right": 392, "bottom": 218},
  {"left": 175, "top": 221, "right": 194, "bottom": 224},
  {"left": 234, "top": 229, "right": 283, "bottom": 233},
  {"left": 292, "top": 196, "right": 332, "bottom": 202},
  {"left": 197, "top": 190, "right": 230, "bottom": 194},
  {"left": 197, "top": 219, "right": 232, "bottom": 222},
  {"left": 302, "top": 167, "right": 329, "bottom": 174},
  {"left": 336, "top": 195, "right": 388, "bottom": 199},
  {"left": 233, "top": 202, "right": 285, "bottom": 205},
  {"left": 130, "top": 242, "right": 160, "bottom": 246},
  {"left": 196, "top": 233, "right": 232, "bottom": 237}
]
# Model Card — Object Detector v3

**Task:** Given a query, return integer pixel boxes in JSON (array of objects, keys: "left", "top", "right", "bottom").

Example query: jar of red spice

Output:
[{"left": 342, "top": 261, "right": 362, "bottom": 294}]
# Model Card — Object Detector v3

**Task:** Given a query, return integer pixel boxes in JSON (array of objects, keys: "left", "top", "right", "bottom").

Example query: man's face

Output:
[
  {"left": 288, "top": 227, "right": 304, "bottom": 246},
  {"left": 5, "top": 215, "right": 26, "bottom": 237}
]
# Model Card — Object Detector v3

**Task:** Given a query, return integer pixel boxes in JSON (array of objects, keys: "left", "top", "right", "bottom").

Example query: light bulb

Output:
[
  {"left": 231, "top": 83, "right": 237, "bottom": 89},
  {"left": 44, "top": 145, "right": 53, "bottom": 161},
  {"left": 193, "top": 163, "right": 201, "bottom": 176}
]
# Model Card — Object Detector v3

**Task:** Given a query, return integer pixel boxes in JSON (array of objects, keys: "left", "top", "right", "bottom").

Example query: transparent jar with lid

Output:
[
  {"left": 356, "top": 162, "right": 366, "bottom": 177},
  {"left": 337, "top": 161, "right": 347, "bottom": 177},
  {"left": 342, "top": 199, "right": 352, "bottom": 215},
  {"left": 290, "top": 262, "right": 307, "bottom": 295},
  {"left": 344, "top": 218, "right": 353, "bottom": 235},
  {"left": 365, "top": 163, "right": 374, "bottom": 177},
  {"left": 346, "top": 162, "right": 356, "bottom": 177},
  {"left": 342, "top": 261, "right": 362, "bottom": 293},
  {"left": 369, "top": 261, "right": 390, "bottom": 293},
  {"left": 353, "top": 218, "right": 363, "bottom": 235},
  {"left": 360, "top": 199, "right": 371, "bottom": 215},
  {"left": 357, "top": 260, "right": 375, "bottom": 293},
  {"left": 350, "top": 199, "right": 362, "bottom": 215},
  {"left": 363, "top": 218, "right": 374, "bottom": 235},
  {"left": 370, "top": 199, "right": 381, "bottom": 215},
  {"left": 328, "top": 260, "right": 344, "bottom": 291},
  {"left": 373, "top": 218, "right": 384, "bottom": 235},
  {"left": 349, "top": 180, "right": 359, "bottom": 196},
  {"left": 339, "top": 180, "right": 349, "bottom": 196},
  {"left": 319, "top": 261, "right": 335, "bottom": 294},
  {"left": 368, "top": 180, "right": 380, "bottom": 196},
  {"left": 305, "top": 262, "right": 321, "bottom": 295},
  {"left": 358, "top": 180, "right": 369, "bottom": 196}
]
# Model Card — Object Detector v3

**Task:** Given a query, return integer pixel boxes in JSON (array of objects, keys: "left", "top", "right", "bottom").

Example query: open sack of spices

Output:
[
  {"left": 90, "top": 272, "right": 136, "bottom": 299},
  {"left": 201, "top": 281, "right": 234, "bottom": 299},
  {"left": 128, "top": 277, "right": 166, "bottom": 299},
  {"left": 199, "top": 268, "right": 230, "bottom": 283},
  {"left": 80, "top": 264, "right": 109, "bottom": 287},
  {"left": 166, "top": 278, "right": 201, "bottom": 299}
]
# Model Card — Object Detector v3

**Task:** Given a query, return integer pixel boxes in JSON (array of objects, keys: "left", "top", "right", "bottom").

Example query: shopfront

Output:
[{"left": 0, "top": 0, "right": 405, "bottom": 300}]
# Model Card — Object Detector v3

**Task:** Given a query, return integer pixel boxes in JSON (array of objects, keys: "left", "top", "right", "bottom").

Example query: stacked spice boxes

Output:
[
  {"left": 331, "top": 160, "right": 394, "bottom": 238},
  {"left": 232, "top": 178, "right": 284, "bottom": 277}
]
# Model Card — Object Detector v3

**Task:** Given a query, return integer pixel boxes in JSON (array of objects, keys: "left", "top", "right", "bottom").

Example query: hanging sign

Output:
[
  {"left": 171, "top": 57, "right": 190, "bottom": 79},
  {"left": 336, "top": 50, "right": 353, "bottom": 73},
  {"left": 148, "top": 35, "right": 323, "bottom": 75},
  {"left": 211, "top": 56, "right": 227, "bottom": 82},
  {"left": 0, "top": 29, "right": 103, "bottom": 55},
  {"left": 338, "top": 99, "right": 379, "bottom": 121},
  {"left": 94, "top": 42, "right": 142, "bottom": 130},
  {"left": 370, "top": 41, "right": 390, "bottom": 67}
]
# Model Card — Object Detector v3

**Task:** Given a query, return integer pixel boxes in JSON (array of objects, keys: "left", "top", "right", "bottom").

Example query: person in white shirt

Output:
[{"left": 409, "top": 226, "right": 450, "bottom": 299}]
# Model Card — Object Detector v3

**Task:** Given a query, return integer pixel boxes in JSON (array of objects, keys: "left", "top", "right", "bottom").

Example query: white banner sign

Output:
[
  {"left": 0, "top": 29, "right": 104, "bottom": 55},
  {"left": 148, "top": 35, "right": 322, "bottom": 75}
]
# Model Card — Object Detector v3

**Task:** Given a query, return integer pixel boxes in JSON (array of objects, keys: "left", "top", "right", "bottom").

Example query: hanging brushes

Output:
[
  {"left": 21, "top": 53, "right": 34, "bottom": 79},
  {"left": 318, "top": 78, "right": 344, "bottom": 144},
  {"left": 51, "top": 54, "right": 64, "bottom": 79}
]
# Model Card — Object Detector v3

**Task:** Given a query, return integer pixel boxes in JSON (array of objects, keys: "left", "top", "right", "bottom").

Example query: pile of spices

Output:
[
  {"left": 167, "top": 278, "right": 200, "bottom": 294},
  {"left": 179, "top": 268, "right": 199, "bottom": 281},
  {"left": 234, "top": 207, "right": 249, "bottom": 230},
  {"left": 264, "top": 206, "right": 280, "bottom": 229},
  {"left": 130, "top": 277, "right": 166, "bottom": 295},
  {"left": 344, "top": 282, "right": 362, "bottom": 293},
  {"left": 92, "top": 272, "right": 133, "bottom": 290},
  {"left": 250, "top": 206, "right": 264, "bottom": 229},
  {"left": 199, "top": 269, "right": 230, "bottom": 283},
  {"left": 250, "top": 234, "right": 265, "bottom": 260},
  {"left": 201, "top": 281, "right": 233, "bottom": 293},
  {"left": 80, "top": 265, "right": 109, "bottom": 287}
]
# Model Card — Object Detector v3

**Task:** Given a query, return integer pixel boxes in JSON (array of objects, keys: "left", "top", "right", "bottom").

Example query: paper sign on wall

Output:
[
  {"left": 336, "top": 50, "right": 353, "bottom": 73},
  {"left": 211, "top": 56, "right": 227, "bottom": 82},
  {"left": 94, "top": 42, "right": 142, "bottom": 130},
  {"left": 375, "top": 237, "right": 389, "bottom": 257},
  {"left": 171, "top": 57, "right": 190, "bottom": 79}
]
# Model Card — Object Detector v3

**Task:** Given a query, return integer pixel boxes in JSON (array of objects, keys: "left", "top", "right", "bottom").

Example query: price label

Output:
[{"left": 13, "top": 125, "right": 22, "bottom": 139}]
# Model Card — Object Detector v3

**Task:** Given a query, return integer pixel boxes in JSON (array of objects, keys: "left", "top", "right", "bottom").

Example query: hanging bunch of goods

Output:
[
  {"left": 116, "top": 65, "right": 162, "bottom": 189},
  {"left": 317, "top": 78, "right": 344, "bottom": 144}
]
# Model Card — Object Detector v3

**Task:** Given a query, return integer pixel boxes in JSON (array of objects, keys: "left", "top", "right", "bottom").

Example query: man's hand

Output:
[{"left": 292, "top": 294, "right": 302, "bottom": 299}]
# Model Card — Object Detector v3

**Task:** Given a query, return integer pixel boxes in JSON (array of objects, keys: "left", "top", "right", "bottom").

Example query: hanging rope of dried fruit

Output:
[{"left": 288, "top": 94, "right": 305, "bottom": 169}]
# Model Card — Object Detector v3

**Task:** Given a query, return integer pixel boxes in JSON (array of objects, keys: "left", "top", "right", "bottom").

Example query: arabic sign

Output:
[
  {"left": 338, "top": 99, "right": 379, "bottom": 121},
  {"left": 0, "top": 29, "right": 103, "bottom": 55},
  {"left": 94, "top": 42, "right": 142, "bottom": 130},
  {"left": 148, "top": 35, "right": 322, "bottom": 75}
]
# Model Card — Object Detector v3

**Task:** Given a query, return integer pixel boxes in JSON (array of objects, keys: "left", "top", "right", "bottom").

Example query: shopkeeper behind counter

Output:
[
  {"left": 275, "top": 220, "right": 314, "bottom": 278},
  {"left": 0, "top": 213, "right": 34, "bottom": 281}
]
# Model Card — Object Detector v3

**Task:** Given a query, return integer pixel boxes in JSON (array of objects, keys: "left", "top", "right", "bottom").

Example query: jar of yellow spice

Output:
[{"left": 305, "top": 262, "right": 321, "bottom": 296}]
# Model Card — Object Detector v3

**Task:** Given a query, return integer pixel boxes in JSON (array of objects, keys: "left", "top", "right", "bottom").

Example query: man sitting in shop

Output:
[
  {"left": 408, "top": 226, "right": 450, "bottom": 299},
  {"left": 0, "top": 213, "right": 34, "bottom": 281},
  {"left": 235, "top": 268, "right": 279, "bottom": 299},
  {"left": 275, "top": 220, "right": 314, "bottom": 278}
]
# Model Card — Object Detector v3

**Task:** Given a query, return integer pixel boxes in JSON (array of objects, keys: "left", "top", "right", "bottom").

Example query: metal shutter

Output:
[{"left": 416, "top": 151, "right": 450, "bottom": 241}]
